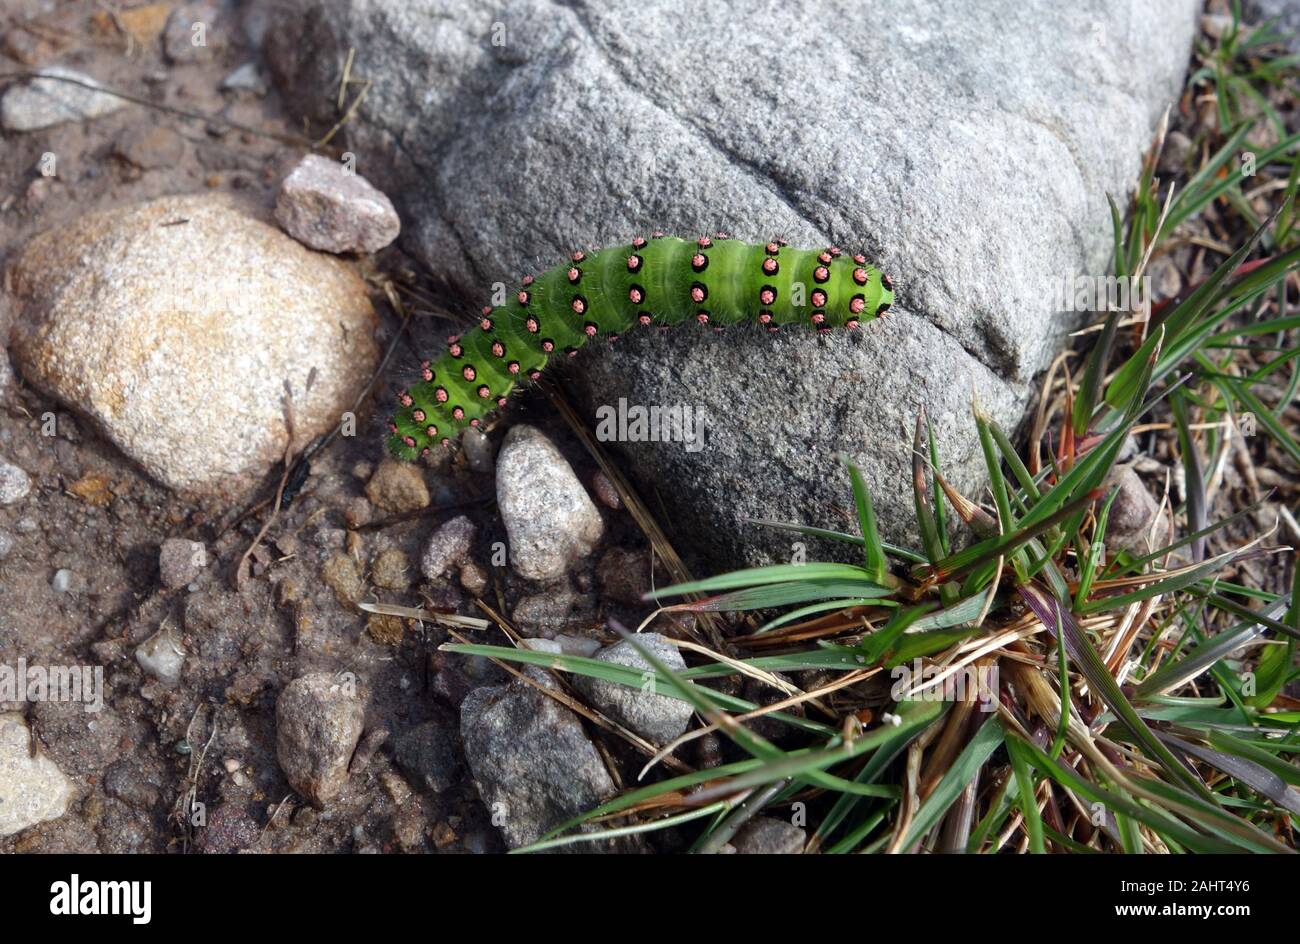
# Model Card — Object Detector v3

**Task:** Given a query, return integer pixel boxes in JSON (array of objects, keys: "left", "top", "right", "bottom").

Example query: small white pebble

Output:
[
  {"left": 0, "top": 458, "right": 31, "bottom": 506},
  {"left": 223, "top": 758, "right": 241, "bottom": 773}
]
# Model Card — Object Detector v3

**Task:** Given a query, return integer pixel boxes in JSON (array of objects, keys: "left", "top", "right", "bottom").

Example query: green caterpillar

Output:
[{"left": 386, "top": 234, "right": 894, "bottom": 459}]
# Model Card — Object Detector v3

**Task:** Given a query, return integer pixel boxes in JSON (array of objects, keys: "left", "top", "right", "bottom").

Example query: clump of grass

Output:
[{"left": 443, "top": 8, "right": 1300, "bottom": 853}]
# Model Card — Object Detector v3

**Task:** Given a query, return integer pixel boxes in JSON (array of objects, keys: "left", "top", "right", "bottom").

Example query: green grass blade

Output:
[
  {"left": 668, "top": 578, "right": 894, "bottom": 613},
  {"left": 1003, "top": 733, "right": 1238, "bottom": 853},
  {"left": 900, "top": 714, "right": 1003, "bottom": 850},
  {"left": 1077, "top": 544, "right": 1260, "bottom": 617},
  {"left": 1135, "top": 596, "right": 1290, "bottom": 697},
  {"left": 842, "top": 453, "right": 888, "bottom": 583},
  {"left": 745, "top": 518, "right": 926, "bottom": 564},
  {"left": 1018, "top": 583, "right": 1216, "bottom": 802},
  {"left": 647, "top": 562, "right": 881, "bottom": 600},
  {"left": 1105, "top": 201, "right": 1289, "bottom": 408},
  {"left": 912, "top": 412, "right": 946, "bottom": 566},
  {"left": 1158, "top": 732, "right": 1300, "bottom": 816},
  {"left": 1005, "top": 735, "right": 1045, "bottom": 853},
  {"left": 440, "top": 642, "right": 832, "bottom": 735}
]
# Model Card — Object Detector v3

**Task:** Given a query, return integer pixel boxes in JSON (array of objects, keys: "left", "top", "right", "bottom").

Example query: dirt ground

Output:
[
  {"left": 3, "top": 0, "right": 1295, "bottom": 856},
  {"left": 0, "top": 0, "right": 665, "bottom": 853}
]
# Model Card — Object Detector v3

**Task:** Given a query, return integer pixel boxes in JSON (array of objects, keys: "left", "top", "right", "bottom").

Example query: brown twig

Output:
[{"left": 233, "top": 381, "right": 300, "bottom": 589}]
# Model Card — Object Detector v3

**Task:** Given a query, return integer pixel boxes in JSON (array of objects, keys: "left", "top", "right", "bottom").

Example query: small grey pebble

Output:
[
  {"left": 420, "top": 515, "right": 477, "bottom": 579},
  {"left": 51, "top": 569, "right": 86, "bottom": 593},
  {"left": 458, "top": 560, "right": 489, "bottom": 595},
  {"left": 135, "top": 626, "right": 186, "bottom": 685},
  {"left": 590, "top": 470, "right": 622, "bottom": 510},
  {"left": 462, "top": 428, "right": 495, "bottom": 474},
  {"left": 314, "top": 527, "right": 348, "bottom": 549},
  {"left": 159, "top": 538, "right": 208, "bottom": 589},
  {"left": 274, "top": 154, "right": 401, "bottom": 254},
  {"left": 730, "top": 817, "right": 806, "bottom": 854},
  {"left": 221, "top": 62, "right": 268, "bottom": 95}
]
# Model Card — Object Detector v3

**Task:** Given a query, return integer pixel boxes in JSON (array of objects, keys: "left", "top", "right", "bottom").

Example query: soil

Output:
[
  {"left": 3, "top": 0, "right": 1294, "bottom": 856},
  {"left": 0, "top": 0, "right": 658, "bottom": 853}
]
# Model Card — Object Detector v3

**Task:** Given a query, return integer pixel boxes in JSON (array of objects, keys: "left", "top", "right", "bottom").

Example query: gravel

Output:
[
  {"left": 275, "top": 673, "right": 367, "bottom": 809},
  {"left": 274, "top": 153, "right": 401, "bottom": 254},
  {"left": 1, "top": 66, "right": 127, "bottom": 131},
  {"left": 573, "top": 634, "right": 694, "bottom": 745},
  {"left": 158, "top": 538, "right": 207, "bottom": 590},
  {"left": 0, "top": 713, "right": 77, "bottom": 837},
  {"left": 419, "top": 514, "right": 477, "bottom": 579},
  {"left": 496, "top": 425, "right": 604, "bottom": 581}
]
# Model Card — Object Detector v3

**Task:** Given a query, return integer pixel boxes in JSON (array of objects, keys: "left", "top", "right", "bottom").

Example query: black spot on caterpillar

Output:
[{"left": 387, "top": 235, "right": 895, "bottom": 459}]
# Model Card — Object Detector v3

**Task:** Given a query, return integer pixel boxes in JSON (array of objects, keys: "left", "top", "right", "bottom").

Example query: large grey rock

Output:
[
  {"left": 460, "top": 668, "right": 637, "bottom": 851},
  {"left": 393, "top": 718, "right": 463, "bottom": 794},
  {"left": 0, "top": 713, "right": 77, "bottom": 837},
  {"left": 268, "top": 0, "right": 1199, "bottom": 563},
  {"left": 7, "top": 195, "right": 379, "bottom": 499}
]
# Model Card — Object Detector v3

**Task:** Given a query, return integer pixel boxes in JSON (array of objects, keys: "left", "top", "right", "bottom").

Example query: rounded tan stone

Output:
[
  {"left": 7, "top": 194, "right": 380, "bottom": 497},
  {"left": 0, "top": 713, "right": 76, "bottom": 837}
]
